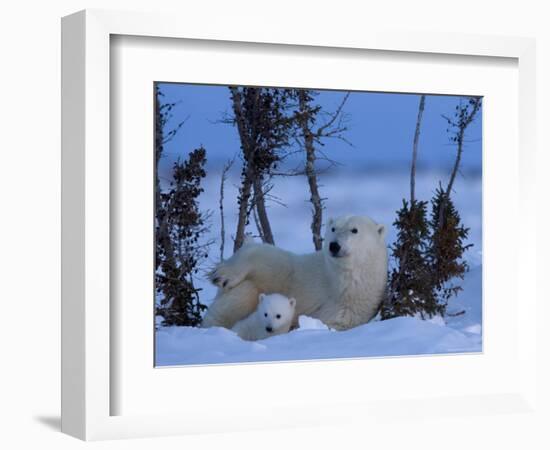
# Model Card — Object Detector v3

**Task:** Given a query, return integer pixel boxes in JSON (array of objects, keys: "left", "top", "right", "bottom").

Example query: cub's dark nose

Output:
[
  {"left": 266, "top": 326, "right": 273, "bottom": 333},
  {"left": 329, "top": 241, "right": 341, "bottom": 256}
]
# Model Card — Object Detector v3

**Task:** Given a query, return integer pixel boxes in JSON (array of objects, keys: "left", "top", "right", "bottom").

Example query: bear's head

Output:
[
  {"left": 323, "top": 215, "right": 386, "bottom": 264},
  {"left": 257, "top": 293, "right": 296, "bottom": 334}
]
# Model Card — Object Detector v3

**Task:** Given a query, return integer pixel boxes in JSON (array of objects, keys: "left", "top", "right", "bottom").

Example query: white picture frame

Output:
[{"left": 61, "top": 9, "right": 538, "bottom": 441}]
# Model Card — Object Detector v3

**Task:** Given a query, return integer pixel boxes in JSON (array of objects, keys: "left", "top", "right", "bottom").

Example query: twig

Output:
[
  {"left": 218, "top": 157, "right": 235, "bottom": 261},
  {"left": 317, "top": 92, "right": 351, "bottom": 135},
  {"left": 446, "top": 310, "right": 466, "bottom": 317},
  {"left": 410, "top": 95, "right": 426, "bottom": 204}
]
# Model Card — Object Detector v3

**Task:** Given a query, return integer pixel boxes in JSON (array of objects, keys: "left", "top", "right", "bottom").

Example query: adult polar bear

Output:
[{"left": 202, "top": 215, "right": 388, "bottom": 331}]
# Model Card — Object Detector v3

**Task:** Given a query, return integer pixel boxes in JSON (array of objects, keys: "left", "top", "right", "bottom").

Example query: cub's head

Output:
[
  {"left": 257, "top": 293, "right": 296, "bottom": 334},
  {"left": 324, "top": 215, "right": 386, "bottom": 261}
]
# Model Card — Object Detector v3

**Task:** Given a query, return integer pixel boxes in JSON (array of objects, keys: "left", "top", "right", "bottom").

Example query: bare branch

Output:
[
  {"left": 218, "top": 157, "right": 235, "bottom": 261},
  {"left": 316, "top": 92, "right": 351, "bottom": 135},
  {"left": 251, "top": 205, "right": 265, "bottom": 241},
  {"left": 162, "top": 115, "right": 190, "bottom": 145},
  {"left": 410, "top": 95, "right": 426, "bottom": 203},
  {"left": 229, "top": 87, "right": 255, "bottom": 253},
  {"left": 445, "top": 98, "right": 481, "bottom": 198},
  {"left": 437, "top": 97, "right": 482, "bottom": 230},
  {"left": 253, "top": 175, "right": 275, "bottom": 245}
]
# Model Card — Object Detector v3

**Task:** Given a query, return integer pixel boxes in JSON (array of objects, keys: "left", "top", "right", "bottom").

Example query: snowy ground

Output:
[
  {"left": 156, "top": 169, "right": 482, "bottom": 366},
  {"left": 155, "top": 265, "right": 482, "bottom": 366}
]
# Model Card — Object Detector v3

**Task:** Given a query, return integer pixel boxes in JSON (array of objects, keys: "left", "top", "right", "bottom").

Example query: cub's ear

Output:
[
  {"left": 288, "top": 297, "right": 296, "bottom": 308},
  {"left": 259, "top": 293, "right": 266, "bottom": 303},
  {"left": 377, "top": 224, "right": 386, "bottom": 238}
]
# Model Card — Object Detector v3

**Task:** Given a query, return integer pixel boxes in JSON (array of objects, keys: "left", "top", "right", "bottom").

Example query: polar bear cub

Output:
[{"left": 232, "top": 293, "right": 296, "bottom": 341}]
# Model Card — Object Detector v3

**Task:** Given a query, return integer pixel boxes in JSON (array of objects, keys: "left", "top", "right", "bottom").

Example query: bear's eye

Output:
[
  {"left": 276, "top": 314, "right": 281, "bottom": 319},
  {"left": 331, "top": 227, "right": 335, "bottom": 232},
  {"left": 264, "top": 313, "right": 268, "bottom": 317},
  {"left": 351, "top": 228, "right": 358, "bottom": 234}
]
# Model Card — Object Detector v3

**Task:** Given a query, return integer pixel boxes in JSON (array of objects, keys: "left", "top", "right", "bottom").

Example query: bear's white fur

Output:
[
  {"left": 202, "top": 215, "right": 388, "bottom": 331},
  {"left": 232, "top": 293, "right": 296, "bottom": 341}
]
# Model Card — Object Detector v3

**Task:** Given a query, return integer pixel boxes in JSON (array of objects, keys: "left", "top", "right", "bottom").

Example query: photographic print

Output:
[{"left": 154, "top": 83, "right": 482, "bottom": 366}]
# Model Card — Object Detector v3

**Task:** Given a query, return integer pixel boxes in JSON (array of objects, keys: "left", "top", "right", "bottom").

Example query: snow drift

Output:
[{"left": 155, "top": 265, "right": 482, "bottom": 366}]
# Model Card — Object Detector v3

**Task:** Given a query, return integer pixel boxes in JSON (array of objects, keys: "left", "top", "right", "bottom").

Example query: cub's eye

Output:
[
  {"left": 264, "top": 313, "right": 268, "bottom": 317},
  {"left": 276, "top": 314, "right": 281, "bottom": 319},
  {"left": 351, "top": 228, "right": 358, "bottom": 234},
  {"left": 331, "top": 227, "right": 335, "bottom": 232}
]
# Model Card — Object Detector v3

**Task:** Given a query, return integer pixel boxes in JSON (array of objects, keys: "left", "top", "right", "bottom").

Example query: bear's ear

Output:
[
  {"left": 289, "top": 297, "right": 296, "bottom": 308},
  {"left": 377, "top": 224, "right": 386, "bottom": 238},
  {"left": 259, "top": 293, "right": 266, "bottom": 303}
]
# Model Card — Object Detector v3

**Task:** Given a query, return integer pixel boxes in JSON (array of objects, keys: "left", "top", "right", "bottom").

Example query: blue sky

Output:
[{"left": 157, "top": 83, "right": 482, "bottom": 183}]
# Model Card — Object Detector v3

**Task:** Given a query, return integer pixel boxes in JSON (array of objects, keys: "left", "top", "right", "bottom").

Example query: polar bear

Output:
[
  {"left": 232, "top": 293, "right": 296, "bottom": 341},
  {"left": 202, "top": 215, "right": 388, "bottom": 331}
]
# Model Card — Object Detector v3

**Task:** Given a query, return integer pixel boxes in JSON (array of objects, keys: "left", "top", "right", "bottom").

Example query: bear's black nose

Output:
[
  {"left": 329, "top": 241, "right": 341, "bottom": 256},
  {"left": 266, "top": 326, "right": 273, "bottom": 333}
]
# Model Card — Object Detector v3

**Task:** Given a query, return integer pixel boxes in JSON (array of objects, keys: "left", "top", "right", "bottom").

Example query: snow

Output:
[
  {"left": 444, "top": 265, "right": 483, "bottom": 333},
  {"left": 297, "top": 315, "right": 331, "bottom": 331},
  {"left": 155, "top": 264, "right": 482, "bottom": 366},
  {"left": 155, "top": 164, "right": 483, "bottom": 367}
]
